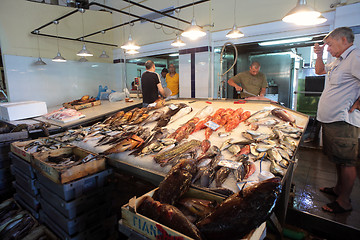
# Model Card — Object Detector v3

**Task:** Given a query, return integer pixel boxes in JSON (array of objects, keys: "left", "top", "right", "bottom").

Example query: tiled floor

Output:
[{"left": 292, "top": 147, "right": 360, "bottom": 230}]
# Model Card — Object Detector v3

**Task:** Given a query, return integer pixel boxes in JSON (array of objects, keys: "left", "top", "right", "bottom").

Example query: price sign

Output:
[
  {"left": 204, "top": 121, "right": 220, "bottom": 131},
  {"left": 169, "top": 104, "right": 178, "bottom": 110}
]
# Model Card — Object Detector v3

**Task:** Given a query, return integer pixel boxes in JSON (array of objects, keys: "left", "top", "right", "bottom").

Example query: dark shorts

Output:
[{"left": 322, "top": 121, "right": 359, "bottom": 167}]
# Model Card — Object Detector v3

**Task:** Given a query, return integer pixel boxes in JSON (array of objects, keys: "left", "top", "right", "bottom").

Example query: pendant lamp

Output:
[
  {"left": 99, "top": 31, "right": 110, "bottom": 58},
  {"left": 226, "top": 0, "right": 244, "bottom": 39},
  {"left": 126, "top": 49, "right": 139, "bottom": 55},
  {"left": 282, "top": 0, "right": 327, "bottom": 26},
  {"left": 52, "top": 21, "right": 67, "bottom": 62},
  {"left": 121, "top": 3, "right": 140, "bottom": 52},
  {"left": 34, "top": 30, "right": 46, "bottom": 65},
  {"left": 77, "top": 9, "right": 93, "bottom": 57},
  {"left": 181, "top": 0, "right": 206, "bottom": 40},
  {"left": 171, "top": 35, "right": 186, "bottom": 47}
]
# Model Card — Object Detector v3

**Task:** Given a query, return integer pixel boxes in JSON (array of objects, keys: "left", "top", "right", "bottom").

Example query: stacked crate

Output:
[
  {"left": 9, "top": 152, "right": 40, "bottom": 219},
  {"left": 37, "top": 168, "right": 116, "bottom": 240}
]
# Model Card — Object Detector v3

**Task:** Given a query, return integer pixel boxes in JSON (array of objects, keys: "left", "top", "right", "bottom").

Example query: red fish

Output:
[
  {"left": 201, "top": 139, "right": 211, "bottom": 154},
  {"left": 240, "top": 111, "right": 251, "bottom": 122},
  {"left": 244, "top": 161, "right": 256, "bottom": 179},
  {"left": 192, "top": 116, "right": 212, "bottom": 133}
]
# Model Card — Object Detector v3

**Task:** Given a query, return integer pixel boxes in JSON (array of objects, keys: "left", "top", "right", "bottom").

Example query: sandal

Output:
[
  {"left": 320, "top": 187, "right": 338, "bottom": 197},
  {"left": 322, "top": 201, "right": 352, "bottom": 214}
]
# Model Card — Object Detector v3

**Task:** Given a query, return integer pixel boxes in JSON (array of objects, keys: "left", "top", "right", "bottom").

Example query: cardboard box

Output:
[
  {"left": 0, "top": 101, "right": 47, "bottom": 121},
  {"left": 121, "top": 188, "right": 265, "bottom": 240},
  {"left": 31, "top": 147, "right": 106, "bottom": 184}
]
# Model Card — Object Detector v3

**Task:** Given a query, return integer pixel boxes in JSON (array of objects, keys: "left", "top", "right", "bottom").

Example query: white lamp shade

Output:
[
  {"left": 282, "top": 0, "right": 325, "bottom": 26},
  {"left": 226, "top": 25, "right": 244, "bottom": 39},
  {"left": 171, "top": 36, "right": 186, "bottom": 47},
  {"left": 34, "top": 57, "right": 47, "bottom": 65},
  {"left": 77, "top": 44, "right": 93, "bottom": 57},
  {"left": 126, "top": 49, "right": 139, "bottom": 55},
  {"left": 99, "top": 50, "right": 110, "bottom": 58},
  {"left": 121, "top": 34, "right": 140, "bottom": 50},
  {"left": 181, "top": 18, "right": 206, "bottom": 40},
  {"left": 52, "top": 52, "right": 67, "bottom": 62}
]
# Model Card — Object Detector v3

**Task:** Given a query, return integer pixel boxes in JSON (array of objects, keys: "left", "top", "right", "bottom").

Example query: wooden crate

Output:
[
  {"left": 121, "top": 187, "right": 266, "bottom": 240},
  {"left": 63, "top": 100, "right": 101, "bottom": 110},
  {"left": 31, "top": 147, "right": 106, "bottom": 184},
  {"left": 11, "top": 138, "right": 66, "bottom": 162},
  {"left": 0, "top": 130, "right": 28, "bottom": 143}
]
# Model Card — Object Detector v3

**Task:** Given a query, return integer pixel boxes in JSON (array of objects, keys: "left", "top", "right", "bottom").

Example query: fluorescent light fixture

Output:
[
  {"left": 259, "top": 37, "right": 312, "bottom": 46},
  {"left": 282, "top": 0, "right": 326, "bottom": 26},
  {"left": 181, "top": 18, "right": 206, "bottom": 40},
  {"left": 121, "top": 34, "right": 140, "bottom": 50},
  {"left": 52, "top": 52, "right": 67, "bottom": 62},
  {"left": 171, "top": 35, "right": 186, "bottom": 47},
  {"left": 169, "top": 53, "right": 179, "bottom": 57},
  {"left": 77, "top": 44, "right": 93, "bottom": 57},
  {"left": 226, "top": 24, "right": 244, "bottom": 39}
]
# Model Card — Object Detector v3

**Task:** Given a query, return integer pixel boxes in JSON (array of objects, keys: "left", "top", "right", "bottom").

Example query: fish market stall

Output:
[{"left": 50, "top": 98, "right": 309, "bottom": 236}]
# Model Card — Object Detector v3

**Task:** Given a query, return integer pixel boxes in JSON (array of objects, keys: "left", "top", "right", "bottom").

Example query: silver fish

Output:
[
  {"left": 270, "top": 160, "right": 284, "bottom": 176},
  {"left": 228, "top": 145, "right": 241, "bottom": 155},
  {"left": 267, "top": 148, "right": 282, "bottom": 162},
  {"left": 220, "top": 138, "right": 233, "bottom": 151},
  {"left": 277, "top": 148, "right": 290, "bottom": 161},
  {"left": 169, "top": 106, "right": 193, "bottom": 124},
  {"left": 279, "top": 159, "right": 289, "bottom": 169}
]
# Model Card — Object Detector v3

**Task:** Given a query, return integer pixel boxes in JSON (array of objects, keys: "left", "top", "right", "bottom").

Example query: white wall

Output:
[{"left": 4, "top": 55, "right": 122, "bottom": 107}]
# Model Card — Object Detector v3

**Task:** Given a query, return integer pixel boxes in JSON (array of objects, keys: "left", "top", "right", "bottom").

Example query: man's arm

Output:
[
  {"left": 349, "top": 97, "right": 360, "bottom": 113},
  {"left": 228, "top": 78, "right": 242, "bottom": 92},
  {"left": 259, "top": 88, "right": 266, "bottom": 97},
  {"left": 314, "top": 43, "right": 326, "bottom": 75},
  {"left": 157, "top": 83, "right": 166, "bottom": 98}
]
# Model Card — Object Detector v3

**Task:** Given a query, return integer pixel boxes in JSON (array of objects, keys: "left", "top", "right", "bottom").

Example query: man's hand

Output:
[
  {"left": 349, "top": 97, "right": 360, "bottom": 113},
  {"left": 235, "top": 85, "right": 242, "bottom": 92},
  {"left": 314, "top": 43, "right": 325, "bottom": 56}
]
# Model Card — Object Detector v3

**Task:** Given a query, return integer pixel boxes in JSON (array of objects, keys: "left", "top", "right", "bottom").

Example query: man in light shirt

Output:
[{"left": 314, "top": 27, "right": 360, "bottom": 214}]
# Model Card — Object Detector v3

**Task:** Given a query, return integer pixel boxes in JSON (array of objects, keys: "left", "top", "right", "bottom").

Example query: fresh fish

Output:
[
  {"left": 270, "top": 160, "right": 284, "bottom": 176},
  {"left": 275, "top": 124, "right": 302, "bottom": 134},
  {"left": 279, "top": 159, "right": 289, "bottom": 169},
  {"left": 193, "top": 106, "right": 214, "bottom": 120},
  {"left": 236, "top": 145, "right": 251, "bottom": 156},
  {"left": 256, "top": 141, "right": 276, "bottom": 152},
  {"left": 138, "top": 196, "right": 202, "bottom": 240},
  {"left": 140, "top": 110, "right": 164, "bottom": 125},
  {"left": 178, "top": 198, "right": 218, "bottom": 219},
  {"left": 215, "top": 167, "right": 231, "bottom": 187},
  {"left": 250, "top": 143, "right": 259, "bottom": 156},
  {"left": 153, "top": 158, "right": 197, "bottom": 205},
  {"left": 159, "top": 138, "right": 177, "bottom": 145},
  {"left": 129, "top": 129, "right": 168, "bottom": 156},
  {"left": 160, "top": 150, "right": 197, "bottom": 168},
  {"left": 197, "top": 158, "right": 212, "bottom": 168},
  {"left": 197, "top": 145, "right": 220, "bottom": 161},
  {"left": 256, "top": 119, "right": 280, "bottom": 126},
  {"left": 196, "top": 178, "right": 282, "bottom": 240},
  {"left": 242, "top": 132, "right": 253, "bottom": 140},
  {"left": 220, "top": 138, "right": 233, "bottom": 151},
  {"left": 141, "top": 141, "right": 163, "bottom": 155},
  {"left": 218, "top": 132, "right": 231, "bottom": 138},
  {"left": 271, "top": 108, "right": 295, "bottom": 123},
  {"left": 201, "top": 139, "right": 211, "bottom": 154},
  {"left": 102, "top": 135, "right": 144, "bottom": 154},
  {"left": 154, "top": 140, "right": 201, "bottom": 164},
  {"left": 200, "top": 167, "right": 215, "bottom": 188},
  {"left": 169, "top": 106, "right": 193, "bottom": 124},
  {"left": 243, "top": 161, "right": 256, "bottom": 179},
  {"left": 131, "top": 113, "right": 149, "bottom": 125},
  {"left": 277, "top": 148, "right": 290, "bottom": 161},
  {"left": 228, "top": 145, "right": 240, "bottom": 155},
  {"left": 247, "top": 109, "right": 271, "bottom": 121},
  {"left": 267, "top": 148, "right": 282, "bottom": 162},
  {"left": 280, "top": 144, "right": 294, "bottom": 156},
  {"left": 273, "top": 129, "right": 285, "bottom": 140},
  {"left": 255, "top": 152, "right": 267, "bottom": 161},
  {"left": 154, "top": 104, "right": 188, "bottom": 129},
  {"left": 246, "top": 130, "right": 262, "bottom": 136},
  {"left": 192, "top": 167, "right": 208, "bottom": 184}
]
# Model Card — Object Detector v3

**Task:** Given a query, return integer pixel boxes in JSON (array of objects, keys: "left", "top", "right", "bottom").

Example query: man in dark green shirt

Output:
[{"left": 228, "top": 61, "right": 268, "bottom": 98}]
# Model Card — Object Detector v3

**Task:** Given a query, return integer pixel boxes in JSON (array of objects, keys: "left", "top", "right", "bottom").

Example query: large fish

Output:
[
  {"left": 140, "top": 110, "right": 164, "bottom": 126},
  {"left": 137, "top": 196, "right": 203, "bottom": 240},
  {"left": 214, "top": 167, "right": 231, "bottom": 187},
  {"left": 193, "top": 106, "right": 214, "bottom": 120},
  {"left": 153, "top": 158, "right": 197, "bottom": 205},
  {"left": 271, "top": 108, "right": 295, "bottom": 123},
  {"left": 196, "top": 178, "right": 282, "bottom": 240},
  {"left": 154, "top": 139, "right": 201, "bottom": 164},
  {"left": 153, "top": 103, "right": 188, "bottom": 129},
  {"left": 178, "top": 198, "right": 218, "bottom": 219},
  {"left": 169, "top": 106, "right": 193, "bottom": 124}
]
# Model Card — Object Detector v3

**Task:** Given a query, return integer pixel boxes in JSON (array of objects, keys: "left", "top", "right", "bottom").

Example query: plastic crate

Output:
[
  {"left": 10, "top": 152, "right": 36, "bottom": 179},
  {"left": 40, "top": 198, "right": 110, "bottom": 236},
  {"left": 38, "top": 183, "right": 111, "bottom": 219},
  {"left": 35, "top": 168, "right": 112, "bottom": 201},
  {"left": 40, "top": 211, "right": 115, "bottom": 240},
  {"left": 14, "top": 193, "right": 40, "bottom": 220},
  {"left": 11, "top": 165, "right": 39, "bottom": 196},
  {"left": 12, "top": 181, "right": 40, "bottom": 211}
]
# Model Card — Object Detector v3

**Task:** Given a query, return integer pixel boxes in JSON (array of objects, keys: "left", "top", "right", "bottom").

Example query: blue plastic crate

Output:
[
  {"left": 38, "top": 183, "right": 111, "bottom": 219},
  {"left": 35, "top": 168, "right": 113, "bottom": 201},
  {"left": 11, "top": 165, "right": 39, "bottom": 196},
  {"left": 10, "top": 152, "right": 36, "bottom": 179},
  {"left": 14, "top": 193, "right": 40, "bottom": 220},
  {"left": 40, "top": 198, "right": 110, "bottom": 236}
]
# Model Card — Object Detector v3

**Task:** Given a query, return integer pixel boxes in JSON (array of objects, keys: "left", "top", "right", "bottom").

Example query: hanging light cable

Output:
[
  {"left": 52, "top": 21, "right": 67, "bottom": 62},
  {"left": 34, "top": 30, "right": 46, "bottom": 65},
  {"left": 121, "top": 3, "right": 140, "bottom": 51},
  {"left": 282, "top": 0, "right": 327, "bottom": 26},
  {"left": 77, "top": 8, "right": 93, "bottom": 57},
  {"left": 181, "top": 0, "right": 206, "bottom": 40},
  {"left": 171, "top": 0, "right": 186, "bottom": 47},
  {"left": 226, "top": 0, "right": 244, "bottom": 39},
  {"left": 99, "top": 31, "right": 110, "bottom": 58}
]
